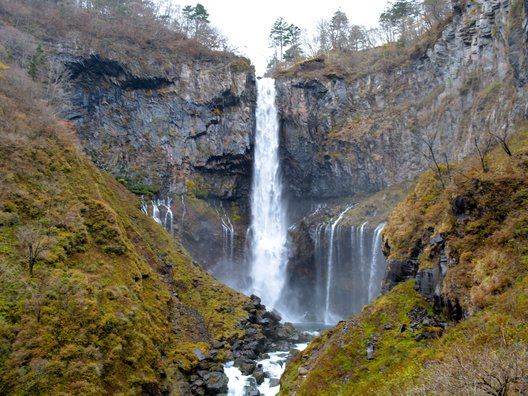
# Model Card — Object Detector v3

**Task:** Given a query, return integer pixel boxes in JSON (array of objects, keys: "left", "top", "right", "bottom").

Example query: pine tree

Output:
[
  {"left": 269, "top": 17, "right": 291, "bottom": 60},
  {"left": 182, "top": 3, "right": 210, "bottom": 38},
  {"left": 330, "top": 10, "right": 349, "bottom": 51},
  {"left": 269, "top": 18, "right": 301, "bottom": 61},
  {"left": 28, "top": 44, "right": 47, "bottom": 80}
]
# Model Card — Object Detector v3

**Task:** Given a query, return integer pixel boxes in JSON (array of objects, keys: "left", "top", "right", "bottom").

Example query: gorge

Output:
[{"left": 1, "top": 0, "right": 528, "bottom": 394}]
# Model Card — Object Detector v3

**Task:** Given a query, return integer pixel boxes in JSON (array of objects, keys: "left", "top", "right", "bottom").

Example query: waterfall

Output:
[
  {"left": 248, "top": 78, "right": 288, "bottom": 311},
  {"left": 160, "top": 198, "right": 173, "bottom": 235},
  {"left": 309, "top": 219, "right": 387, "bottom": 323},
  {"left": 368, "top": 222, "right": 386, "bottom": 302},
  {"left": 324, "top": 206, "right": 353, "bottom": 325},
  {"left": 142, "top": 196, "right": 174, "bottom": 235},
  {"left": 358, "top": 221, "right": 368, "bottom": 294},
  {"left": 216, "top": 206, "right": 235, "bottom": 265},
  {"left": 152, "top": 201, "right": 162, "bottom": 224}
]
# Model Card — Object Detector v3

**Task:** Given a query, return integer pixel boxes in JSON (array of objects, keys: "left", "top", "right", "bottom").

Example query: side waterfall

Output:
[
  {"left": 312, "top": 220, "right": 387, "bottom": 324},
  {"left": 368, "top": 223, "right": 386, "bottom": 302},
  {"left": 324, "top": 206, "right": 353, "bottom": 324},
  {"left": 141, "top": 196, "right": 173, "bottom": 235},
  {"left": 248, "top": 78, "right": 288, "bottom": 311}
]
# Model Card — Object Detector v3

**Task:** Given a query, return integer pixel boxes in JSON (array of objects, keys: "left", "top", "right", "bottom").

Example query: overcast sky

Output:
[{"left": 171, "top": 0, "right": 389, "bottom": 75}]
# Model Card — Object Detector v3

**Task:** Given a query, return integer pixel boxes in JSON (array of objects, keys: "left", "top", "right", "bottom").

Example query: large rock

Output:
[{"left": 201, "top": 371, "right": 229, "bottom": 394}]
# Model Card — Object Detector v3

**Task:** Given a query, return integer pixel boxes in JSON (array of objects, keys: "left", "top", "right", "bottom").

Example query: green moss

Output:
[
  {"left": 0, "top": 76, "right": 251, "bottom": 394},
  {"left": 282, "top": 130, "right": 528, "bottom": 395}
]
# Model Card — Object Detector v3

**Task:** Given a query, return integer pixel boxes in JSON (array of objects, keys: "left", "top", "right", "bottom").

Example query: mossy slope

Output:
[
  {"left": 0, "top": 70, "right": 249, "bottom": 395},
  {"left": 280, "top": 131, "right": 528, "bottom": 395}
]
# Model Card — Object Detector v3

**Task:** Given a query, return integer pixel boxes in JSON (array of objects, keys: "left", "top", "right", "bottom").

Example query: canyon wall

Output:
[{"left": 276, "top": 0, "right": 528, "bottom": 199}]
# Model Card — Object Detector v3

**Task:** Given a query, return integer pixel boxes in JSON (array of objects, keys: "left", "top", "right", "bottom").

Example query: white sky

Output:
[{"left": 172, "top": 1, "right": 389, "bottom": 75}]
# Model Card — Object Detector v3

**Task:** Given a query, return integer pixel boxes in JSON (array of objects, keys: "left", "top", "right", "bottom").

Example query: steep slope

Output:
[
  {"left": 0, "top": 0, "right": 256, "bottom": 271},
  {"left": 0, "top": 66, "right": 254, "bottom": 395},
  {"left": 279, "top": 131, "right": 528, "bottom": 395}
]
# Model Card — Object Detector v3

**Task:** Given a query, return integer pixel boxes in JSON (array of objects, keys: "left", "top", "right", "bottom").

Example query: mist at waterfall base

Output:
[{"left": 283, "top": 219, "right": 387, "bottom": 324}]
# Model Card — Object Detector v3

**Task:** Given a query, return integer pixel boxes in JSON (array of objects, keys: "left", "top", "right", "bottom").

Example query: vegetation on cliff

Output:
[
  {"left": 0, "top": 61, "right": 250, "bottom": 395},
  {"left": 280, "top": 130, "right": 528, "bottom": 395}
]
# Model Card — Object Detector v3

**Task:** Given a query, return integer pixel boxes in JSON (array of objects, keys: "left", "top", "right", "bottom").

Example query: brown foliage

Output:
[{"left": 415, "top": 343, "right": 528, "bottom": 395}]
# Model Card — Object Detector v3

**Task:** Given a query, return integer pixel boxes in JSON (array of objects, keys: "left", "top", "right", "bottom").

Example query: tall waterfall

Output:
[{"left": 249, "top": 78, "right": 288, "bottom": 311}]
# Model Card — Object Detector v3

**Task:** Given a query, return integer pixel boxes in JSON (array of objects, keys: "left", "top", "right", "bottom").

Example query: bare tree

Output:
[
  {"left": 420, "top": 130, "right": 446, "bottom": 190},
  {"left": 414, "top": 343, "right": 528, "bottom": 396},
  {"left": 16, "top": 224, "right": 50, "bottom": 276},
  {"left": 489, "top": 121, "right": 512, "bottom": 157},
  {"left": 473, "top": 134, "right": 495, "bottom": 172}
]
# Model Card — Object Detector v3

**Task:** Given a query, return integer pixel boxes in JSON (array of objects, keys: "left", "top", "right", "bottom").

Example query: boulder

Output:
[
  {"left": 233, "top": 358, "right": 257, "bottom": 375},
  {"left": 201, "top": 371, "right": 228, "bottom": 395}
]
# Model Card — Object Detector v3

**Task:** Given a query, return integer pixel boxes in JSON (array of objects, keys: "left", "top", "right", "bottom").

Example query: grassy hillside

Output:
[
  {"left": 280, "top": 130, "right": 528, "bottom": 395},
  {"left": 0, "top": 66, "right": 249, "bottom": 395}
]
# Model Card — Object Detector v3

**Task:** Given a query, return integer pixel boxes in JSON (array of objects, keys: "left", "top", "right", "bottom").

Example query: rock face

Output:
[
  {"left": 59, "top": 52, "right": 256, "bottom": 268},
  {"left": 275, "top": 0, "right": 528, "bottom": 199},
  {"left": 63, "top": 53, "right": 257, "bottom": 200}
]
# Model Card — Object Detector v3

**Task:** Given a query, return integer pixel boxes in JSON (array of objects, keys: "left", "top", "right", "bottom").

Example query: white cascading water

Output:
[
  {"left": 216, "top": 206, "right": 235, "bottom": 265},
  {"left": 368, "top": 222, "right": 386, "bottom": 301},
  {"left": 159, "top": 198, "right": 173, "bottom": 235},
  {"left": 152, "top": 201, "right": 162, "bottom": 224},
  {"left": 141, "top": 197, "right": 174, "bottom": 235},
  {"left": 358, "top": 221, "right": 368, "bottom": 290},
  {"left": 249, "top": 78, "right": 288, "bottom": 311},
  {"left": 324, "top": 206, "right": 353, "bottom": 324}
]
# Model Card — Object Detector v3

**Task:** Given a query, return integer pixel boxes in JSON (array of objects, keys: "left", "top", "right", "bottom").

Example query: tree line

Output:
[
  {"left": 267, "top": 0, "right": 451, "bottom": 71},
  {"left": 15, "top": 0, "right": 231, "bottom": 52}
]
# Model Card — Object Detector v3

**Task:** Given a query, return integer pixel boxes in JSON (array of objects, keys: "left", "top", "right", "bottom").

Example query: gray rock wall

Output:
[
  {"left": 63, "top": 54, "right": 257, "bottom": 200},
  {"left": 276, "top": 0, "right": 528, "bottom": 199}
]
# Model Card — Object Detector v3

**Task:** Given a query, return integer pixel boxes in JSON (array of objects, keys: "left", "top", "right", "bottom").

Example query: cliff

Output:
[
  {"left": 0, "top": 3, "right": 303, "bottom": 394},
  {"left": 0, "top": 0, "right": 257, "bottom": 269},
  {"left": 275, "top": 0, "right": 528, "bottom": 199},
  {"left": 279, "top": 128, "right": 528, "bottom": 396},
  {"left": 64, "top": 53, "right": 256, "bottom": 201},
  {"left": 63, "top": 52, "right": 256, "bottom": 267}
]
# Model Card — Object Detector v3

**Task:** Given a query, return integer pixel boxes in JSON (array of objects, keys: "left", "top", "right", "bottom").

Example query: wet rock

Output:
[
  {"left": 201, "top": 371, "right": 228, "bottom": 394},
  {"left": 366, "top": 336, "right": 377, "bottom": 360},
  {"left": 263, "top": 309, "right": 282, "bottom": 323},
  {"left": 382, "top": 259, "right": 419, "bottom": 293},
  {"left": 252, "top": 367, "right": 266, "bottom": 385},
  {"left": 366, "top": 344, "right": 374, "bottom": 360},
  {"left": 430, "top": 234, "right": 444, "bottom": 245},
  {"left": 233, "top": 358, "right": 257, "bottom": 375},
  {"left": 274, "top": 322, "right": 299, "bottom": 341},
  {"left": 269, "top": 378, "right": 280, "bottom": 388},
  {"left": 192, "top": 348, "right": 207, "bottom": 362}
]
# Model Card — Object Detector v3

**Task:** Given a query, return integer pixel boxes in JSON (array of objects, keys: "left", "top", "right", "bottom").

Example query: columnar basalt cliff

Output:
[
  {"left": 58, "top": 52, "right": 257, "bottom": 267},
  {"left": 275, "top": 0, "right": 528, "bottom": 199},
  {"left": 64, "top": 54, "right": 257, "bottom": 200}
]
